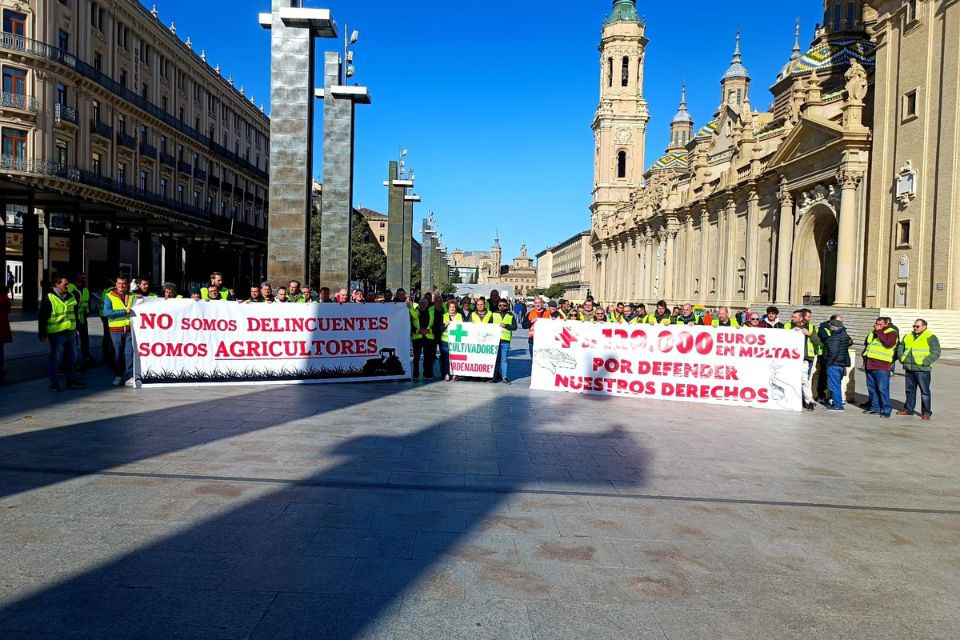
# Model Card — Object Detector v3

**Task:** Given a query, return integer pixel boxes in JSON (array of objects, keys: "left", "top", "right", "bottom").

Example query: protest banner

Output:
[
  {"left": 130, "top": 299, "right": 411, "bottom": 386},
  {"left": 445, "top": 321, "right": 501, "bottom": 379},
  {"left": 530, "top": 319, "right": 806, "bottom": 412}
]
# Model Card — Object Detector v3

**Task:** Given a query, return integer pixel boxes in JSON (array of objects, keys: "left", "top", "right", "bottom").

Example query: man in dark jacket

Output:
[{"left": 819, "top": 316, "right": 853, "bottom": 411}]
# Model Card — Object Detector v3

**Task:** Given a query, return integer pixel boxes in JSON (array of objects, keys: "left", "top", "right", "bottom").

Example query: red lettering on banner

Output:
[{"left": 139, "top": 313, "right": 173, "bottom": 330}]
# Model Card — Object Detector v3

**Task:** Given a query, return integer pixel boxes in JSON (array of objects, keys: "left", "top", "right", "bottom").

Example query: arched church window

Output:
[
  {"left": 833, "top": 3, "right": 842, "bottom": 31},
  {"left": 607, "top": 58, "right": 613, "bottom": 87},
  {"left": 621, "top": 56, "right": 629, "bottom": 87},
  {"left": 846, "top": 2, "right": 857, "bottom": 29},
  {"left": 736, "top": 88, "right": 742, "bottom": 106},
  {"left": 617, "top": 151, "right": 627, "bottom": 179}
]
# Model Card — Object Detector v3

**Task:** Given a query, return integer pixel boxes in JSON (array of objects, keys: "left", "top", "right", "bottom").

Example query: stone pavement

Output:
[{"left": 0, "top": 333, "right": 958, "bottom": 639}]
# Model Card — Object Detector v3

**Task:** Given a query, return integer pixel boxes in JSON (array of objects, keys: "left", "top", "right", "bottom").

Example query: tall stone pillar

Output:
[
  {"left": 726, "top": 199, "right": 737, "bottom": 303},
  {"left": 714, "top": 207, "right": 725, "bottom": 303},
  {"left": 627, "top": 233, "right": 638, "bottom": 301},
  {"left": 833, "top": 169, "right": 863, "bottom": 307},
  {"left": 643, "top": 237, "right": 653, "bottom": 302},
  {"left": 263, "top": 0, "right": 336, "bottom": 285},
  {"left": 402, "top": 194, "right": 419, "bottom": 293},
  {"left": 683, "top": 216, "right": 695, "bottom": 299},
  {"left": 385, "top": 161, "right": 409, "bottom": 291},
  {"left": 745, "top": 190, "right": 760, "bottom": 303},
  {"left": 318, "top": 52, "right": 370, "bottom": 291},
  {"left": 774, "top": 183, "right": 795, "bottom": 305},
  {"left": 420, "top": 221, "right": 434, "bottom": 294},
  {"left": 698, "top": 209, "right": 709, "bottom": 303},
  {"left": 664, "top": 226, "right": 677, "bottom": 301}
]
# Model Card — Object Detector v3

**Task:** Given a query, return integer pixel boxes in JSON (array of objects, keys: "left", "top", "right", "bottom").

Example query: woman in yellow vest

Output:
[{"left": 439, "top": 300, "right": 463, "bottom": 381}]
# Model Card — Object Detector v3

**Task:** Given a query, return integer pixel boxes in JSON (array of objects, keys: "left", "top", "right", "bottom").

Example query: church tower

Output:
[
  {"left": 591, "top": 0, "right": 649, "bottom": 226},
  {"left": 720, "top": 32, "right": 750, "bottom": 110},
  {"left": 667, "top": 85, "right": 694, "bottom": 152}
]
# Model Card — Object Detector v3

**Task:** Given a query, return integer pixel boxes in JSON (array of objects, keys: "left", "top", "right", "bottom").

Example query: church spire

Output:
[
  {"left": 605, "top": 0, "right": 639, "bottom": 25},
  {"left": 790, "top": 19, "right": 802, "bottom": 61},
  {"left": 720, "top": 30, "right": 750, "bottom": 108},
  {"left": 722, "top": 31, "right": 750, "bottom": 81}
]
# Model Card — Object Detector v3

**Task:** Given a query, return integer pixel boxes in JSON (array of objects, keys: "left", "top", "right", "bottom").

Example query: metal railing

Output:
[
  {"left": 178, "top": 160, "right": 192, "bottom": 174},
  {"left": 159, "top": 152, "right": 176, "bottom": 167},
  {"left": 139, "top": 142, "right": 157, "bottom": 157},
  {"left": 89, "top": 120, "right": 112, "bottom": 138},
  {"left": 1, "top": 91, "right": 41, "bottom": 112},
  {"left": 116, "top": 131, "right": 137, "bottom": 149},
  {"left": 54, "top": 102, "right": 78, "bottom": 124},
  {"left": 193, "top": 167, "right": 207, "bottom": 181},
  {"left": 0, "top": 32, "right": 268, "bottom": 183},
  {"left": 0, "top": 154, "right": 80, "bottom": 180}
]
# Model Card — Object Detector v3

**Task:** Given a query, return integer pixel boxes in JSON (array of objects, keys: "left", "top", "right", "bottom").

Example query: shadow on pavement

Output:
[{"left": 0, "top": 384, "right": 651, "bottom": 639}]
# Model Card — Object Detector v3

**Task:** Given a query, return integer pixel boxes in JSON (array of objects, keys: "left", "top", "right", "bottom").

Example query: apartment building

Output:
[{"left": 0, "top": 0, "right": 270, "bottom": 307}]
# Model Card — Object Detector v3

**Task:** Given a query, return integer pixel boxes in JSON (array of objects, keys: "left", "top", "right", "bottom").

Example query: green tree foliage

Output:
[
  {"left": 544, "top": 283, "right": 566, "bottom": 299},
  {"left": 350, "top": 213, "right": 385, "bottom": 292},
  {"left": 411, "top": 263, "right": 421, "bottom": 293}
]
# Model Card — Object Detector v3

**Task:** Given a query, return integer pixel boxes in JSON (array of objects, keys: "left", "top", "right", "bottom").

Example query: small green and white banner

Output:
[{"left": 446, "top": 322, "right": 502, "bottom": 379}]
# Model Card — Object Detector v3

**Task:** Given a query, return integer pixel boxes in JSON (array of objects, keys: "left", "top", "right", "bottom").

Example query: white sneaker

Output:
[
  {"left": 124, "top": 378, "right": 135, "bottom": 387},
  {"left": 112, "top": 376, "right": 123, "bottom": 387}
]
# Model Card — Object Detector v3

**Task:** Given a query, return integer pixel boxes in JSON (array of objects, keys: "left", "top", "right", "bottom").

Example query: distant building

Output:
[
  {"left": 452, "top": 235, "right": 537, "bottom": 297},
  {"left": 535, "top": 230, "right": 593, "bottom": 301}
]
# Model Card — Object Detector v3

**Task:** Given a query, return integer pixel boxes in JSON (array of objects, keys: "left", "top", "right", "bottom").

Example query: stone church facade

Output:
[{"left": 590, "top": 0, "right": 960, "bottom": 310}]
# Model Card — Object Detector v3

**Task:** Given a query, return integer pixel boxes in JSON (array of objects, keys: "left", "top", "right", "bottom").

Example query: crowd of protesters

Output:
[{"left": 15, "top": 268, "right": 940, "bottom": 420}]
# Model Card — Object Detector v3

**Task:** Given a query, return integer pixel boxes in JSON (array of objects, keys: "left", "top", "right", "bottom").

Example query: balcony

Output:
[
  {"left": 177, "top": 160, "right": 192, "bottom": 174},
  {"left": 193, "top": 167, "right": 207, "bottom": 182},
  {"left": 0, "top": 154, "right": 79, "bottom": 180},
  {"left": 1, "top": 92, "right": 41, "bottom": 113},
  {"left": 221, "top": 180, "right": 233, "bottom": 192},
  {"left": 139, "top": 142, "right": 157, "bottom": 158},
  {"left": 208, "top": 175, "right": 220, "bottom": 188},
  {"left": 116, "top": 131, "right": 137, "bottom": 150},
  {"left": 54, "top": 103, "right": 78, "bottom": 125},
  {"left": 159, "top": 152, "right": 175, "bottom": 167},
  {"left": 90, "top": 120, "right": 112, "bottom": 139}
]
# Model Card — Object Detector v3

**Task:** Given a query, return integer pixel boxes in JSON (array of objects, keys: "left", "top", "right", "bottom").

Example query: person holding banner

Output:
[
  {"left": 411, "top": 293, "right": 438, "bottom": 381},
  {"left": 526, "top": 296, "right": 552, "bottom": 357},
  {"left": 786, "top": 310, "right": 821, "bottom": 411},
  {"left": 675, "top": 304, "right": 700, "bottom": 326},
  {"left": 470, "top": 297, "right": 493, "bottom": 324},
  {"left": 645, "top": 300, "right": 673, "bottom": 325},
  {"left": 439, "top": 300, "right": 463, "bottom": 381},
  {"left": 493, "top": 298, "right": 518, "bottom": 384},
  {"left": 200, "top": 272, "right": 229, "bottom": 301},
  {"left": 711, "top": 307, "right": 740, "bottom": 328},
  {"left": 102, "top": 275, "right": 136, "bottom": 387}
]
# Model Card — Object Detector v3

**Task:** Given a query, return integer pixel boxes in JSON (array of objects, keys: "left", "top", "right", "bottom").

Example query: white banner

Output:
[
  {"left": 130, "top": 299, "right": 411, "bottom": 386},
  {"left": 445, "top": 321, "right": 502, "bottom": 379},
  {"left": 530, "top": 320, "right": 806, "bottom": 412}
]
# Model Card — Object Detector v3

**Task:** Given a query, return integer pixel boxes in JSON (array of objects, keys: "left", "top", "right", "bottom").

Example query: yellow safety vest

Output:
[
  {"left": 67, "top": 284, "right": 90, "bottom": 323},
  {"left": 577, "top": 311, "right": 595, "bottom": 322},
  {"left": 608, "top": 312, "right": 624, "bottom": 323},
  {"left": 201, "top": 287, "right": 228, "bottom": 301},
  {"left": 104, "top": 290, "right": 134, "bottom": 329},
  {"left": 645, "top": 313, "right": 672, "bottom": 325},
  {"left": 711, "top": 318, "right": 741, "bottom": 328},
  {"left": 470, "top": 310, "right": 493, "bottom": 323},
  {"left": 864, "top": 328, "right": 897, "bottom": 363},
  {"left": 557, "top": 309, "right": 568, "bottom": 320},
  {"left": 46, "top": 292, "right": 77, "bottom": 334},
  {"left": 492, "top": 312, "right": 514, "bottom": 342},
  {"left": 785, "top": 322, "right": 817, "bottom": 359},
  {"left": 901, "top": 331, "right": 933, "bottom": 366},
  {"left": 441, "top": 312, "right": 463, "bottom": 342}
]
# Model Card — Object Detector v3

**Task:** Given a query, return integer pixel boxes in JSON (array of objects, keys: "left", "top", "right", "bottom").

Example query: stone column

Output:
[
  {"left": 265, "top": 0, "right": 320, "bottom": 285},
  {"left": 714, "top": 206, "right": 726, "bottom": 303},
  {"left": 21, "top": 205, "right": 39, "bottom": 311},
  {"left": 664, "top": 224, "right": 677, "bottom": 301},
  {"left": 318, "top": 52, "right": 370, "bottom": 291},
  {"left": 643, "top": 237, "right": 653, "bottom": 302},
  {"left": 628, "top": 233, "right": 639, "bottom": 300},
  {"left": 774, "top": 183, "right": 795, "bottom": 305},
  {"left": 683, "top": 216, "right": 695, "bottom": 300},
  {"left": 420, "top": 222, "right": 434, "bottom": 294},
  {"left": 402, "top": 195, "right": 418, "bottom": 293},
  {"left": 833, "top": 169, "right": 863, "bottom": 307},
  {"left": 385, "top": 161, "right": 406, "bottom": 291},
  {"left": 745, "top": 189, "right": 760, "bottom": 303},
  {"left": 699, "top": 209, "right": 709, "bottom": 304},
  {"left": 724, "top": 198, "right": 737, "bottom": 303}
]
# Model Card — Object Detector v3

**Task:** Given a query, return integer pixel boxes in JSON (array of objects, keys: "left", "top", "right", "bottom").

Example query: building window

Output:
[
  {"left": 379, "top": 235, "right": 385, "bottom": 242},
  {"left": 142, "top": 83, "right": 148, "bottom": 100},
  {"left": 616, "top": 151, "right": 627, "bottom": 179},
  {"left": 160, "top": 177, "right": 168, "bottom": 196},
  {"left": 736, "top": 88, "right": 742, "bottom": 106},
  {"left": 607, "top": 58, "right": 613, "bottom": 88},
  {"left": 846, "top": 2, "right": 857, "bottom": 29},
  {"left": 94, "top": 52, "right": 102, "bottom": 72},
  {"left": 2, "top": 66, "right": 26, "bottom": 96},
  {"left": 833, "top": 3, "right": 842, "bottom": 31},
  {"left": 898, "top": 220, "right": 911, "bottom": 247},
  {"left": 55, "top": 140, "right": 68, "bottom": 167},
  {"left": 193, "top": 190, "right": 200, "bottom": 207},
  {"left": 58, "top": 30, "right": 69, "bottom": 52},
  {"left": 119, "top": 69, "right": 127, "bottom": 88},
  {"left": 1, "top": 127, "right": 26, "bottom": 159},
  {"left": 92, "top": 100, "right": 101, "bottom": 122},
  {"left": 117, "top": 162, "right": 127, "bottom": 185},
  {"left": 621, "top": 56, "right": 629, "bottom": 87},
  {"left": 161, "top": 96, "right": 168, "bottom": 112},
  {"left": 902, "top": 90, "right": 918, "bottom": 120},
  {"left": 761, "top": 272, "right": 769, "bottom": 292},
  {"left": 92, "top": 152, "right": 102, "bottom": 176},
  {"left": 3, "top": 10, "right": 26, "bottom": 36},
  {"left": 139, "top": 170, "right": 149, "bottom": 191},
  {"left": 117, "top": 114, "right": 126, "bottom": 135},
  {"left": 56, "top": 82, "right": 67, "bottom": 106},
  {"left": 906, "top": 0, "right": 918, "bottom": 23},
  {"left": 177, "top": 184, "right": 184, "bottom": 203}
]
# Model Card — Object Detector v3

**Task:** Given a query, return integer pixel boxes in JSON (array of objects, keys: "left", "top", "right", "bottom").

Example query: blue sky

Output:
[{"left": 157, "top": 1, "right": 823, "bottom": 262}]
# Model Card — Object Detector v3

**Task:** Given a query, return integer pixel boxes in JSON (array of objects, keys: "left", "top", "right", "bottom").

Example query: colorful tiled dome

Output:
[
  {"left": 782, "top": 38, "right": 876, "bottom": 78},
  {"left": 652, "top": 152, "right": 689, "bottom": 171},
  {"left": 694, "top": 119, "right": 719, "bottom": 141}
]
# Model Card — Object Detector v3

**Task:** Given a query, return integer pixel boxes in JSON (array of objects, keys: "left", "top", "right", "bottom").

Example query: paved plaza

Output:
[{"left": 0, "top": 332, "right": 958, "bottom": 639}]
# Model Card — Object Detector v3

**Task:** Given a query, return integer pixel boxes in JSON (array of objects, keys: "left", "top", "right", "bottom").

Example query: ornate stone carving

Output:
[
  {"left": 844, "top": 59, "right": 868, "bottom": 102},
  {"left": 777, "top": 179, "right": 793, "bottom": 206},
  {"left": 837, "top": 169, "right": 864, "bottom": 189},
  {"left": 614, "top": 127, "right": 632, "bottom": 145},
  {"left": 895, "top": 160, "right": 917, "bottom": 206},
  {"left": 797, "top": 183, "right": 841, "bottom": 213}
]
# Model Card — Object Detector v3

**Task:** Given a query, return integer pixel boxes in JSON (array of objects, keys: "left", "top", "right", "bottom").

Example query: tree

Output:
[
  {"left": 411, "top": 263, "right": 422, "bottom": 293},
  {"left": 449, "top": 270, "right": 462, "bottom": 284},
  {"left": 544, "top": 283, "right": 566, "bottom": 299},
  {"left": 350, "top": 212, "right": 385, "bottom": 292},
  {"left": 440, "top": 282, "right": 457, "bottom": 295}
]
